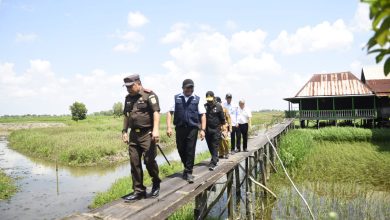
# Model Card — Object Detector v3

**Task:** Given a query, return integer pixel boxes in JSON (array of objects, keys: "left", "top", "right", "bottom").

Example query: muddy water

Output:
[{"left": 0, "top": 136, "right": 209, "bottom": 220}]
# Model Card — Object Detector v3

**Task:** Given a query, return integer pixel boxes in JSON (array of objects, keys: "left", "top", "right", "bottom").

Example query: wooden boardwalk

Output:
[{"left": 65, "top": 119, "right": 294, "bottom": 220}]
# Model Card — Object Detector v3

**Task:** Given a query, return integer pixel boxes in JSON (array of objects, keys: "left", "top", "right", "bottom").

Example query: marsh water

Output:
[{"left": 0, "top": 136, "right": 209, "bottom": 220}]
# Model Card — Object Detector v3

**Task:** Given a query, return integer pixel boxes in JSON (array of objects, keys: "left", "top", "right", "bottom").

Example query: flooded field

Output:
[{"left": 0, "top": 136, "right": 208, "bottom": 220}]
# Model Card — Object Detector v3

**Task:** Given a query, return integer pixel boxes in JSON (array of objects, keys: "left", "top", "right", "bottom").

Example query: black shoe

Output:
[
  {"left": 150, "top": 183, "right": 160, "bottom": 198},
  {"left": 124, "top": 191, "right": 146, "bottom": 202},
  {"left": 186, "top": 174, "right": 194, "bottom": 183},
  {"left": 209, "top": 163, "right": 217, "bottom": 171},
  {"left": 182, "top": 171, "right": 188, "bottom": 180},
  {"left": 218, "top": 155, "right": 224, "bottom": 159},
  {"left": 224, "top": 155, "right": 229, "bottom": 159},
  {"left": 244, "top": 149, "right": 248, "bottom": 152}
]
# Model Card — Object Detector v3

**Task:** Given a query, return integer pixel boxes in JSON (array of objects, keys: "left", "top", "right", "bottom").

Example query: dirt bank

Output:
[{"left": 0, "top": 123, "right": 66, "bottom": 136}]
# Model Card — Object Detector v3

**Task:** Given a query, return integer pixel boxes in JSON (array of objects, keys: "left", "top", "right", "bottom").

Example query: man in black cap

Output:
[
  {"left": 166, "top": 79, "right": 206, "bottom": 183},
  {"left": 204, "top": 91, "right": 226, "bottom": 170},
  {"left": 122, "top": 74, "right": 161, "bottom": 202}
]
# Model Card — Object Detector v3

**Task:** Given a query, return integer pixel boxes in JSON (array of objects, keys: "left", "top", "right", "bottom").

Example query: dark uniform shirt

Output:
[
  {"left": 204, "top": 102, "right": 226, "bottom": 130},
  {"left": 123, "top": 89, "right": 160, "bottom": 129}
]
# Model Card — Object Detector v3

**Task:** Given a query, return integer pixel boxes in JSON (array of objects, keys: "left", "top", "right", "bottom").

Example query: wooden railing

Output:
[{"left": 292, "top": 109, "right": 377, "bottom": 120}]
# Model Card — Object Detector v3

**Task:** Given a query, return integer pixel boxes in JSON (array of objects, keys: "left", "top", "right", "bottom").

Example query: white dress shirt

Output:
[
  {"left": 237, "top": 107, "right": 252, "bottom": 124},
  {"left": 223, "top": 102, "right": 239, "bottom": 126}
]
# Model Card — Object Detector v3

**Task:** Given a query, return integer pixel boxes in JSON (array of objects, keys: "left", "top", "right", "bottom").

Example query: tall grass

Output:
[
  {"left": 90, "top": 151, "right": 211, "bottom": 209},
  {"left": 5, "top": 112, "right": 278, "bottom": 166},
  {"left": 7, "top": 115, "right": 177, "bottom": 166},
  {"left": 266, "top": 127, "right": 390, "bottom": 219},
  {"left": 0, "top": 169, "right": 16, "bottom": 200}
]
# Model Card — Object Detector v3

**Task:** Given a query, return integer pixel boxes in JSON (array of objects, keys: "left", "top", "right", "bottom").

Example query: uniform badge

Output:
[{"left": 150, "top": 97, "right": 157, "bottom": 104}]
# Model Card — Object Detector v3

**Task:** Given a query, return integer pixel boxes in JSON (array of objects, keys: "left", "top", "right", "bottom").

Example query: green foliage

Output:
[
  {"left": 90, "top": 151, "right": 211, "bottom": 208},
  {"left": 69, "top": 101, "right": 88, "bottom": 121},
  {"left": 361, "top": 0, "right": 390, "bottom": 75},
  {"left": 279, "top": 130, "right": 314, "bottom": 168},
  {"left": 0, "top": 169, "right": 16, "bottom": 200},
  {"left": 112, "top": 102, "right": 123, "bottom": 117}
]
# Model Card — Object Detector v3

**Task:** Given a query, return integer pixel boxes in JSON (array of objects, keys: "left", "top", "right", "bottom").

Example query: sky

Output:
[{"left": 0, "top": 0, "right": 379, "bottom": 115}]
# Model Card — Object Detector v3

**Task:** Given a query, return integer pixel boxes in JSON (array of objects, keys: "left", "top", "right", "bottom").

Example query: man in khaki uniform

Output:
[
  {"left": 121, "top": 74, "right": 161, "bottom": 202},
  {"left": 216, "top": 97, "right": 231, "bottom": 159}
]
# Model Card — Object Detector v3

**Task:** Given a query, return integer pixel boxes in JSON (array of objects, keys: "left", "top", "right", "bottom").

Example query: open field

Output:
[{"left": 2, "top": 112, "right": 283, "bottom": 166}]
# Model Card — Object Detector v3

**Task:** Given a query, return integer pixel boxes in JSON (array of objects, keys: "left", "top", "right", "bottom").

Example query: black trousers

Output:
[
  {"left": 175, "top": 127, "right": 198, "bottom": 174},
  {"left": 231, "top": 126, "right": 241, "bottom": 151},
  {"left": 239, "top": 123, "right": 249, "bottom": 151},
  {"left": 205, "top": 128, "right": 221, "bottom": 165},
  {"left": 129, "top": 130, "right": 161, "bottom": 193}
]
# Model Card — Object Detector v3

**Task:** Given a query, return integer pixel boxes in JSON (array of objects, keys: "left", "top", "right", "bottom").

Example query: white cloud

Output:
[
  {"left": 0, "top": 60, "right": 127, "bottom": 115},
  {"left": 230, "top": 29, "right": 267, "bottom": 55},
  {"left": 161, "top": 23, "right": 190, "bottom": 44},
  {"left": 270, "top": 19, "right": 354, "bottom": 54},
  {"left": 15, "top": 33, "right": 37, "bottom": 43},
  {"left": 127, "top": 11, "right": 149, "bottom": 28},
  {"left": 225, "top": 20, "right": 238, "bottom": 30},
  {"left": 113, "top": 31, "right": 144, "bottom": 53},
  {"left": 351, "top": 3, "right": 371, "bottom": 32},
  {"left": 158, "top": 28, "right": 291, "bottom": 112}
]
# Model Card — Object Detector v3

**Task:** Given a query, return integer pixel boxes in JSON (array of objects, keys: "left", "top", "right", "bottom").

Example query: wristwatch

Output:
[
  {"left": 200, "top": 129, "right": 205, "bottom": 132},
  {"left": 122, "top": 129, "right": 128, "bottom": 134}
]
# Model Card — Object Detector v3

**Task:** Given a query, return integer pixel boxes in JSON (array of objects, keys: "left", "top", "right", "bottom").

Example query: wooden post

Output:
[
  {"left": 265, "top": 143, "right": 270, "bottom": 179},
  {"left": 254, "top": 151, "right": 259, "bottom": 196},
  {"left": 259, "top": 147, "right": 267, "bottom": 197},
  {"left": 245, "top": 157, "right": 253, "bottom": 220},
  {"left": 194, "top": 191, "right": 208, "bottom": 219},
  {"left": 227, "top": 170, "right": 234, "bottom": 219},
  {"left": 234, "top": 165, "right": 241, "bottom": 216}
]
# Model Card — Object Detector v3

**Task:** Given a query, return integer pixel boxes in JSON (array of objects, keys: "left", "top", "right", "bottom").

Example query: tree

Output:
[
  {"left": 361, "top": 0, "right": 390, "bottom": 76},
  {"left": 113, "top": 102, "right": 123, "bottom": 117},
  {"left": 69, "top": 101, "right": 88, "bottom": 121}
]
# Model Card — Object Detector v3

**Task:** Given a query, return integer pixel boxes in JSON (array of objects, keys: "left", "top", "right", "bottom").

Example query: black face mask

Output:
[{"left": 207, "top": 100, "right": 214, "bottom": 105}]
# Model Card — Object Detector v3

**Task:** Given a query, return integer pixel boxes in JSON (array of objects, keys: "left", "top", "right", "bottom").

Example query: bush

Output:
[
  {"left": 112, "top": 102, "right": 123, "bottom": 117},
  {"left": 69, "top": 101, "right": 87, "bottom": 121}
]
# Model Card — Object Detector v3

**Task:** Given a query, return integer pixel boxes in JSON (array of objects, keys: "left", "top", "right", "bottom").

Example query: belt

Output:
[{"left": 131, "top": 127, "right": 152, "bottom": 133}]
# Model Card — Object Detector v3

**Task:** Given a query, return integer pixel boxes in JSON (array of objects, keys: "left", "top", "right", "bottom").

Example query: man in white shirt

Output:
[
  {"left": 237, "top": 99, "right": 252, "bottom": 152},
  {"left": 223, "top": 93, "right": 241, "bottom": 154},
  {"left": 166, "top": 79, "right": 206, "bottom": 183}
]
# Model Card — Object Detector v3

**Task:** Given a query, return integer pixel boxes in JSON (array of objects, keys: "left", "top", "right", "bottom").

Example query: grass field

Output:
[
  {"left": 0, "top": 169, "right": 16, "bottom": 200},
  {"left": 266, "top": 127, "right": 390, "bottom": 219},
  {"left": 3, "top": 111, "right": 283, "bottom": 166}
]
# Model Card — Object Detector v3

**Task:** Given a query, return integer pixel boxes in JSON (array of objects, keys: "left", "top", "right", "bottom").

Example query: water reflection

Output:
[{"left": 0, "top": 136, "right": 209, "bottom": 220}]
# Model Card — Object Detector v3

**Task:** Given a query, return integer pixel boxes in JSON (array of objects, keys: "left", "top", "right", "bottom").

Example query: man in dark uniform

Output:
[
  {"left": 204, "top": 91, "right": 226, "bottom": 170},
  {"left": 166, "top": 79, "right": 206, "bottom": 183},
  {"left": 121, "top": 74, "right": 161, "bottom": 202}
]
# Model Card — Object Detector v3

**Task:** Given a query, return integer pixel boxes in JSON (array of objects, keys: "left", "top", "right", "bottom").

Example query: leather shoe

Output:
[
  {"left": 150, "top": 183, "right": 160, "bottom": 198},
  {"left": 124, "top": 191, "right": 146, "bottom": 202}
]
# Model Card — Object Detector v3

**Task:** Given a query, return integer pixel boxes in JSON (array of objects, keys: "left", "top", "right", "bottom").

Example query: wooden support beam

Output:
[
  {"left": 227, "top": 170, "right": 233, "bottom": 219},
  {"left": 194, "top": 191, "right": 207, "bottom": 219}
]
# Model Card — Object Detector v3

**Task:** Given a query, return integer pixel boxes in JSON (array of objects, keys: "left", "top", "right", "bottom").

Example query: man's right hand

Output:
[
  {"left": 166, "top": 127, "right": 173, "bottom": 138},
  {"left": 122, "top": 132, "right": 129, "bottom": 144}
]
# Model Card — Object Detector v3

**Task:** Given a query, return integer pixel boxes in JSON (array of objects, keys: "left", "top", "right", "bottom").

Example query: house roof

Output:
[
  {"left": 361, "top": 66, "right": 389, "bottom": 81},
  {"left": 361, "top": 66, "right": 390, "bottom": 97},
  {"left": 365, "top": 79, "right": 390, "bottom": 96},
  {"left": 284, "top": 72, "right": 374, "bottom": 101}
]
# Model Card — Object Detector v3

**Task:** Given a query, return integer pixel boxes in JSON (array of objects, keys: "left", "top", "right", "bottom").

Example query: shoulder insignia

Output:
[{"left": 143, "top": 88, "right": 152, "bottom": 93}]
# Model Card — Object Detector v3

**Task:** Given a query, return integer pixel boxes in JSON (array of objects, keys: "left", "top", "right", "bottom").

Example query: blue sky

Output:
[{"left": 0, "top": 0, "right": 378, "bottom": 115}]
